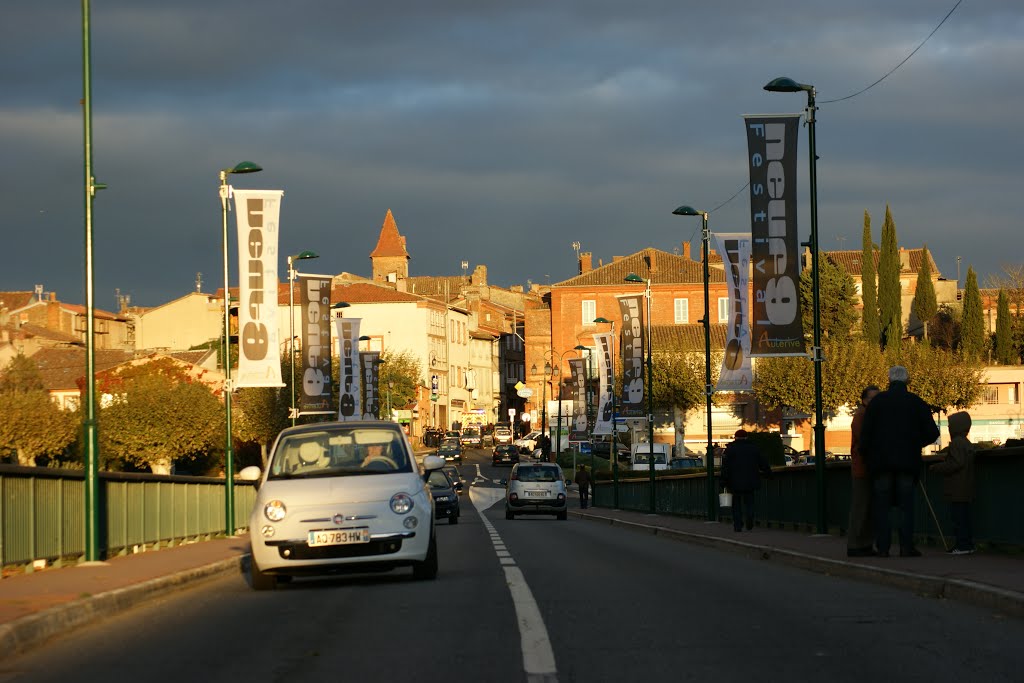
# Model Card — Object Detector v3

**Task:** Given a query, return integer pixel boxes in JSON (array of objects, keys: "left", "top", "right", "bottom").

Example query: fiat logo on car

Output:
[{"left": 332, "top": 514, "right": 344, "bottom": 525}]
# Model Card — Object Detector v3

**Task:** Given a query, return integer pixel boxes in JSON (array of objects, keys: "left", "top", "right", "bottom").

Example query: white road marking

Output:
[{"left": 471, "top": 490, "right": 558, "bottom": 683}]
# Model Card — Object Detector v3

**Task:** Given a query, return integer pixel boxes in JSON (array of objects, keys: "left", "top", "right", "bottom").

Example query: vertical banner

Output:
[
  {"left": 335, "top": 318, "right": 362, "bottom": 420},
  {"left": 568, "top": 358, "right": 587, "bottom": 441},
  {"left": 713, "top": 233, "right": 754, "bottom": 392},
  {"left": 617, "top": 294, "right": 645, "bottom": 418},
  {"left": 233, "top": 189, "right": 285, "bottom": 387},
  {"left": 593, "top": 332, "right": 613, "bottom": 435},
  {"left": 745, "top": 115, "right": 805, "bottom": 356},
  {"left": 299, "top": 275, "right": 333, "bottom": 413},
  {"left": 360, "top": 351, "right": 380, "bottom": 419}
]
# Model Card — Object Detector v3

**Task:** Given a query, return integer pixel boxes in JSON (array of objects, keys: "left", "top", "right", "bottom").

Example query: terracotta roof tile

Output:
[
  {"left": 406, "top": 275, "right": 469, "bottom": 297},
  {"left": 0, "top": 291, "right": 36, "bottom": 311},
  {"left": 651, "top": 323, "right": 728, "bottom": 353},
  {"left": 555, "top": 248, "right": 724, "bottom": 287},
  {"left": 332, "top": 282, "right": 429, "bottom": 304},
  {"left": 369, "top": 209, "right": 410, "bottom": 258},
  {"left": 825, "top": 248, "right": 941, "bottom": 278},
  {"left": 29, "top": 347, "right": 133, "bottom": 391}
]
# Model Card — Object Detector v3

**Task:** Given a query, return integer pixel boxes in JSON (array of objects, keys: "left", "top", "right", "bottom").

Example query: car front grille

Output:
[{"left": 269, "top": 538, "right": 405, "bottom": 560}]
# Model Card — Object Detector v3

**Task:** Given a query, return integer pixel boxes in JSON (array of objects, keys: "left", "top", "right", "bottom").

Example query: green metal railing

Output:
[
  {"left": 0, "top": 465, "right": 256, "bottom": 568},
  {"left": 593, "top": 448, "right": 1024, "bottom": 547}
]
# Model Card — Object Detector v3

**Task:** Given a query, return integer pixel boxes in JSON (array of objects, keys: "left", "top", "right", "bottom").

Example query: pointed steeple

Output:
[{"left": 370, "top": 209, "right": 410, "bottom": 283}]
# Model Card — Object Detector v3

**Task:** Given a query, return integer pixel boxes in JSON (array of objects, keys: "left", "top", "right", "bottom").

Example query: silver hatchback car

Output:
[{"left": 505, "top": 462, "right": 568, "bottom": 520}]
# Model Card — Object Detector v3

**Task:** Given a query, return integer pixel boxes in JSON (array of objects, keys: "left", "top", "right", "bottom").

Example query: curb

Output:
[
  {"left": 0, "top": 555, "right": 248, "bottom": 658},
  {"left": 572, "top": 510, "right": 1024, "bottom": 619}
]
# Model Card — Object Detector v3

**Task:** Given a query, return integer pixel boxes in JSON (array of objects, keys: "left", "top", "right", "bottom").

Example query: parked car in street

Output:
[
  {"left": 427, "top": 469, "right": 461, "bottom": 524},
  {"left": 591, "top": 436, "right": 630, "bottom": 460},
  {"left": 443, "top": 465, "right": 466, "bottom": 495},
  {"left": 514, "top": 430, "right": 542, "bottom": 454},
  {"left": 492, "top": 444, "right": 519, "bottom": 466},
  {"left": 504, "top": 462, "right": 567, "bottom": 520},
  {"left": 460, "top": 425, "right": 482, "bottom": 448},
  {"left": 493, "top": 424, "right": 514, "bottom": 446},
  {"left": 241, "top": 421, "right": 442, "bottom": 589},
  {"left": 669, "top": 457, "right": 703, "bottom": 470}
]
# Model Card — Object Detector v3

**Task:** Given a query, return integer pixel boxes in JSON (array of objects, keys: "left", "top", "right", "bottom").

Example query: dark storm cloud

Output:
[{"left": 1, "top": 0, "right": 1021, "bottom": 308}]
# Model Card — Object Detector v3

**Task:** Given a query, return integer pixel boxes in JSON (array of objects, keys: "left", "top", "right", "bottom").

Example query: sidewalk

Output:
[
  {"left": 572, "top": 505, "right": 1024, "bottom": 617},
  {"left": 0, "top": 536, "right": 250, "bottom": 657}
]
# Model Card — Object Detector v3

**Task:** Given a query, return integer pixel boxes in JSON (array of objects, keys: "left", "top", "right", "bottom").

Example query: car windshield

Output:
[
  {"left": 427, "top": 470, "right": 452, "bottom": 490},
  {"left": 268, "top": 426, "right": 411, "bottom": 479},
  {"left": 634, "top": 452, "right": 667, "bottom": 464},
  {"left": 517, "top": 466, "right": 560, "bottom": 482}
]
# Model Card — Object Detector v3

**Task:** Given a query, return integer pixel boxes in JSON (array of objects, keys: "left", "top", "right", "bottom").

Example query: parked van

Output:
[{"left": 630, "top": 443, "right": 670, "bottom": 471}]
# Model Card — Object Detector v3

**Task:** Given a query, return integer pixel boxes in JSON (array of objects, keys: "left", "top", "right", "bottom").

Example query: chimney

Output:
[
  {"left": 899, "top": 248, "right": 910, "bottom": 272},
  {"left": 682, "top": 242, "right": 692, "bottom": 260},
  {"left": 647, "top": 250, "right": 657, "bottom": 274},
  {"left": 396, "top": 277, "right": 408, "bottom": 293},
  {"left": 579, "top": 251, "right": 592, "bottom": 274},
  {"left": 471, "top": 264, "right": 488, "bottom": 286}
]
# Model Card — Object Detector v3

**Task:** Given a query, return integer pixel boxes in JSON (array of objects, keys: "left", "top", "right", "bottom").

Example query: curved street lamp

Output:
[
  {"left": 765, "top": 75, "right": 827, "bottom": 534},
  {"left": 287, "top": 250, "right": 319, "bottom": 426},
  {"left": 219, "top": 160, "right": 262, "bottom": 536},
  {"left": 672, "top": 205, "right": 716, "bottom": 522}
]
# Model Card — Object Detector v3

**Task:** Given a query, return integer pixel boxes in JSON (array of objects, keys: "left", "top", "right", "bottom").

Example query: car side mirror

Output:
[
  {"left": 422, "top": 454, "right": 446, "bottom": 473},
  {"left": 499, "top": 479, "right": 508, "bottom": 486},
  {"left": 238, "top": 465, "right": 262, "bottom": 490},
  {"left": 454, "top": 481, "right": 464, "bottom": 492}
]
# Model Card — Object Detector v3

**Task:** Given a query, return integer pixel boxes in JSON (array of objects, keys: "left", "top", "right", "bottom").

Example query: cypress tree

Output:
[
  {"left": 860, "top": 211, "right": 880, "bottom": 345},
  {"left": 995, "top": 288, "right": 1015, "bottom": 364},
  {"left": 877, "top": 204, "right": 902, "bottom": 349},
  {"left": 960, "top": 266, "right": 985, "bottom": 360},
  {"left": 912, "top": 245, "right": 938, "bottom": 339}
]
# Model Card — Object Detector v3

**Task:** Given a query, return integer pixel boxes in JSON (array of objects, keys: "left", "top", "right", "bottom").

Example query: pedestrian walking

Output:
[
  {"left": 847, "top": 384, "right": 880, "bottom": 557},
  {"left": 930, "top": 411, "right": 977, "bottom": 555},
  {"left": 720, "top": 429, "right": 772, "bottom": 531},
  {"left": 860, "top": 365, "right": 940, "bottom": 558},
  {"left": 574, "top": 464, "right": 592, "bottom": 509}
]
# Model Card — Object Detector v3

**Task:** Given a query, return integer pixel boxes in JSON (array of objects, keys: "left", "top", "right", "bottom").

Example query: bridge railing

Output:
[
  {"left": 593, "top": 448, "right": 1024, "bottom": 547},
  {"left": 0, "top": 465, "right": 256, "bottom": 569}
]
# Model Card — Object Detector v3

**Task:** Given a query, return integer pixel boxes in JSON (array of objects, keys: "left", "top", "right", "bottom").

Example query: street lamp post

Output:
[
  {"left": 81, "top": 0, "right": 108, "bottom": 562},
  {"left": 672, "top": 206, "right": 716, "bottom": 522},
  {"left": 625, "top": 273, "right": 657, "bottom": 514},
  {"left": 765, "top": 76, "right": 826, "bottom": 534},
  {"left": 288, "top": 250, "right": 319, "bottom": 427},
  {"left": 219, "top": 160, "right": 262, "bottom": 536},
  {"left": 574, "top": 345, "right": 594, "bottom": 480},
  {"left": 593, "top": 317, "right": 619, "bottom": 508}
]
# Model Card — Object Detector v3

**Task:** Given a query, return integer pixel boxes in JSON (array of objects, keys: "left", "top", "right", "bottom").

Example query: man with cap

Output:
[{"left": 720, "top": 429, "right": 772, "bottom": 531}]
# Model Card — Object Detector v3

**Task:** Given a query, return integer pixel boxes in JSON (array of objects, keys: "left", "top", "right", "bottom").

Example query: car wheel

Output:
[
  {"left": 249, "top": 557, "right": 277, "bottom": 591},
  {"left": 413, "top": 534, "right": 438, "bottom": 580},
  {"left": 557, "top": 511, "right": 568, "bottom": 521},
  {"left": 449, "top": 514, "right": 459, "bottom": 525},
  {"left": 505, "top": 508, "right": 514, "bottom": 520}
]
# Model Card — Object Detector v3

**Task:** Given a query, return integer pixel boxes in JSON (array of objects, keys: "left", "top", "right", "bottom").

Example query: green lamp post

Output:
[
  {"left": 764, "top": 76, "right": 827, "bottom": 534},
  {"left": 672, "top": 205, "right": 716, "bottom": 522},
  {"left": 219, "top": 160, "right": 262, "bottom": 536},
  {"left": 288, "top": 250, "right": 319, "bottom": 426}
]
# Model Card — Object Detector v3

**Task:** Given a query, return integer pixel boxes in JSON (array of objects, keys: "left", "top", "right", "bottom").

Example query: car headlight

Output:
[
  {"left": 264, "top": 500, "right": 286, "bottom": 522},
  {"left": 390, "top": 492, "right": 414, "bottom": 514}
]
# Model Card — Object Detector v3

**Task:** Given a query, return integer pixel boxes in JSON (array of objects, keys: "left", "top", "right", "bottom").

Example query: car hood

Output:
[{"left": 259, "top": 473, "right": 425, "bottom": 504}]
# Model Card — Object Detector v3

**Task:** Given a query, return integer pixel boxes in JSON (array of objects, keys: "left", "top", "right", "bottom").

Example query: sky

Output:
[{"left": 2, "top": 1, "right": 1021, "bottom": 310}]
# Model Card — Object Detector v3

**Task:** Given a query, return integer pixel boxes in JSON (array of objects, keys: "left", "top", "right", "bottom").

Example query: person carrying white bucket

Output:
[{"left": 720, "top": 429, "right": 772, "bottom": 532}]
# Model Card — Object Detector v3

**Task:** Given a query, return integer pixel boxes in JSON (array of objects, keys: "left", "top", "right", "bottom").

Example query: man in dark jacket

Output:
[
  {"left": 860, "top": 365, "right": 940, "bottom": 557},
  {"left": 574, "top": 464, "right": 592, "bottom": 509},
  {"left": 720, "top": 430, "right": 772, "bottom": 531}
]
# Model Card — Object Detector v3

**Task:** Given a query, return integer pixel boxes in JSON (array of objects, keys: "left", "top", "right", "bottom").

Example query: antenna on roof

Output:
[
  {"left": 571, "top": 241, "right": 581, "bottom": 261},
  {"left": 196, "top": 272, "right": 202, "bottom": 293},
  {"left": 461, "top": 260, "right": 469, "bottom": 280},
  {"left": 34, "top": 284, "right": 44, "bottom": 302}
]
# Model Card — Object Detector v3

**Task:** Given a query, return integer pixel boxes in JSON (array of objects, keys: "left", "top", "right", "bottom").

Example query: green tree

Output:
[
  {"left": 994, "top": 288, "right": 1015, "bottom": 364},
  {"left": 753, "top": 340, "right": 888, "bottom": 415},
  {"left": 0, "top": 355, "right": 78, "bottom": 465},
  {"left": 379, "top": 350, "right": 422, "bottom": 418},
  {"left": 885, "top": 341, "right": 983, "bottom": 412},
  {"left": 801, "top": 252, "right": 858, "bottom": 342},
  {"left": 959, "top": 267, "right": 986, "bottom": 360},
  {"left": 877, "top": 204, "right": 902, "bottom": 349},
  {"left": 234, "top": 359, "right": 288, "bottom": 466},
  {"left": 912, "top": 245, "right": 938, "bottom": 340},
  {"left": 100, "top": 365, "right": 223, "bottom": 474},
  {"left": 860, "top": 211, "right": 880, "bottom": 344}
]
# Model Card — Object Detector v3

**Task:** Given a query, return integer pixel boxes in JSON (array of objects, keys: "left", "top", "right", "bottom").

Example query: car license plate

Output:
[
  {"left": 526, "top": 490, "right": 546, "bottom": 497},
  {"left": 307, "top": 528, "right": 370, "bottom": 547}
]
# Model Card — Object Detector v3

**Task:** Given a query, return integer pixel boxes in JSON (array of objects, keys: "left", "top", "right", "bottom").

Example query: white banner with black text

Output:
[
  {"left": 712, "top": 233, "right": 754, "bottom": 392},
  {"left": 299, "top": 274, "right": 333, "bottom": 414},
  {"left": 233, "top": 189, "right": 284, "bottom": 388},
  {"left": 617, "top": 294, "right": 645, "bottom": 418},
  {"left": 360, "top": 351, "right": 380, "bottom": 420},
  {"left": 593, "top": 332, "right": 614, "bottom": 435}
]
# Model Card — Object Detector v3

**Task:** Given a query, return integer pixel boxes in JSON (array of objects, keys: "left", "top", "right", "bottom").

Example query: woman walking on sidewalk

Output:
[{"left": 847, "top": 385, "right": 879, "bottom": 557}]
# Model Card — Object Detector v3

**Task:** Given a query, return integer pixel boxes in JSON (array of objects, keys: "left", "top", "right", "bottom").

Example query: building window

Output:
[
  {"left": 674, "top": 298, "right": 688, "bottom": 324},
  {"left": 718, "top": 297, "right": 729, "bottom": 323},
  {"left": 582, "top": 300, "right": 596, "bottom": 325},
  {"left": 982, "top": 385, "right": 999, "bottom": 405},
  {"left": 1010, "top": 385, "right": 1018, "bottom": 405}
]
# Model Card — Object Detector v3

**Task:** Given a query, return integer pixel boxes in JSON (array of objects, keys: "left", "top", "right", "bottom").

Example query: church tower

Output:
[{"left": 370, "top": 209, "right": 410, "bottom": 283}]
